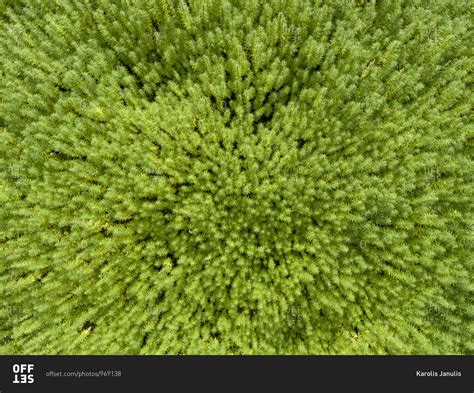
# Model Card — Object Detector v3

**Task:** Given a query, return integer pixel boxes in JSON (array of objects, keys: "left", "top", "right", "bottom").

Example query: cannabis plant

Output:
[{"left": 1, "top": 0, "right": 472, "bottom": 354}]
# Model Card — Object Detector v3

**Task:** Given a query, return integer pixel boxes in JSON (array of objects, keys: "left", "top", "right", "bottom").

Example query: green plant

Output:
[{"left": 1, "top": 0, "right": 472, "bottom": 354}]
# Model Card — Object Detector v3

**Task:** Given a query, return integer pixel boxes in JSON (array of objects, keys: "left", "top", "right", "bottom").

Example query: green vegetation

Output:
[{"left": 1, "top": 0, "right": 472, "bottom": 354}]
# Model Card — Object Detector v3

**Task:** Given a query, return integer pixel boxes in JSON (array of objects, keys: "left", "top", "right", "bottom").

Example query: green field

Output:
[{"left": 0, "top": 0, "right": 472, "bottom": 354}]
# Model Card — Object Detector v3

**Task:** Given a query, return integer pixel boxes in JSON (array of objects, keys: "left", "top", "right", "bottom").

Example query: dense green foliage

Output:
[{"left": 1, "top": 0, "right": 472, "bottom": 354}]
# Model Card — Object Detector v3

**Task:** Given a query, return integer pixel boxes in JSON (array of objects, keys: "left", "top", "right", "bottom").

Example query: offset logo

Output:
[{"left": 12, "top": 364, "right": 34, "bottom": 384}]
